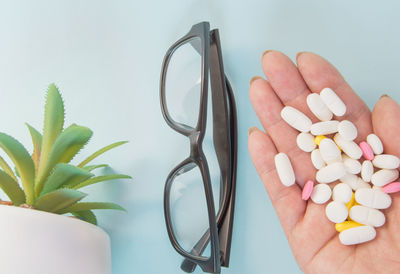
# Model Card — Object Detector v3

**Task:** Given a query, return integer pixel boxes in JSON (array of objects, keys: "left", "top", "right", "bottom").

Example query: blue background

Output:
[{"left": 0, "top": 1, "right": 399, "bottom": 274}]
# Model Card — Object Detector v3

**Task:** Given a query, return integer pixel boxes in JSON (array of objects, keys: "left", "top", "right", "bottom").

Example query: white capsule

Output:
[
  {"left": 361, "top": 160, "right": 374, "bottom": 182},
  {"left": 281, "top": 106, "right": 312, "bottom": 132},
  {"left": 371, "top": 169, "right": 399, "bottom": 187},
  {"left": 340, "top": 173, "right": 371, "bottom": 190},
  {"left": 320, "top": 87, "right": 347, "bottom": 116},
  {"left": 334, "top": 133, "right": 362, "bottom": 160},
  {"left": 274, "top": 153, "right": 295, "bottom": 187},
  {"left": 332, "top": 183, "right": 352, "bottom": 203},
  {"left": 350, "top": 205, "right": 385, "bottom": 227},
  {"left": 306, "top": 93, "right": 333, "bottom": 121},
  {"left": 319, "top": 138, "right": 342, "bottom": 164},
  {"left": 310, "top": 183, "right": 332, "bottom": 204},
  {"left": 372, "top": 154, "right": 400, "bottom": 170},
  {"left": 355, "top": 188, "right": 392, "bottom": 209},
  {"left": 367, "top": 134, "right": 383, "bottom": 155},
  {"left": 316, "top": 162, "right": 346, "bottom": 183},
  {"left": 310, "top": 121, "right": 339, "bottom": 136},
  {"left": 339, "top": 226, "right": 376, "bottom": 245},
  {"left": 311, "top": 149, "right": 326, "bottom": 170},
  {"left": 325, "top": 201, "right": 348, "bottom": 223},
  {"left": 296, "top": 132, "right": 316, "bottom": 152},
  {"left": 338, "top": 120, "right": 358, "bottom": 141},
  {"left": 343, "top": 156, "right": 362, "bottom": 175}
]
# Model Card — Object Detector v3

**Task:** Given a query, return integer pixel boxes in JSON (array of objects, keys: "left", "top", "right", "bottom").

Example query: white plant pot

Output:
[{"left": 0, "top": 205, "right": 111, "bottom": 274}]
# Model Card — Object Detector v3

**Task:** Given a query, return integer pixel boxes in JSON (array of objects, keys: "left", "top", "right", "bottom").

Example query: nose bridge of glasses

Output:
[{"left": 188, "top": 130, "right": 203, "bottom": 159}]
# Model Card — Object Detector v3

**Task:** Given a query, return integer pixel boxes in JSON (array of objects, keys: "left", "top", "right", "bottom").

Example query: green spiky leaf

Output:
[
  {"left": 35, "top": 124, "right": 93, "bottom": 196},
  {"left": 0, "top": 133, "right": 35, "bottom": 204},
  {"left": 0, "top": 169, "right": 25, "bottom": 205},
  {"left": 78, "top": 141, "right": 128, "bottom": 167},
  {"left": 71, "top": 174, "right": 131, "bottom": 189},
  {"left": 71, "top": 210, "right": 97, "bottom": 225},
  {"left": 26, "top": 123, "right": 42, "bottom": 171},
  {"left": 0, "top": 155, "right": 18, "bottom": 181},
  {"left": 34, "top": 188, "right": 87, "bottom": 213},
  {"left": 40, "top": 163, "right": 94, "bottom": 196},
  {"left": 58, "top": 202, "right": 126, "bottom": 214},
  {"left": 82, "top": 164, "right": 108, "bottom": 172}
]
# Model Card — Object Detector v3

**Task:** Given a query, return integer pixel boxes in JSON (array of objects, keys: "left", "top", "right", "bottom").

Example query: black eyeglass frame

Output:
[{"left": 160, "top": 22, "right": 237, "bottom": 274}]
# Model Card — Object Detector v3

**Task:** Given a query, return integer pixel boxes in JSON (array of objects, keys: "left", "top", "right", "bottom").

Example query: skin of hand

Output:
[{"left": 248, "top": 51, "right": 400, "bottom": 274}]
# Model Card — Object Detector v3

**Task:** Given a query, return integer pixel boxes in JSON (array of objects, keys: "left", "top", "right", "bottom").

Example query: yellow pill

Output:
[
  {"left": 335, "top": 221, "right": 363, "bottom": 232},
  {"left": 345, "top": 193, "right": 355, "bottom": 211},
  {"left": 314, "top": 135, "right": 326, "bottom": 146}
]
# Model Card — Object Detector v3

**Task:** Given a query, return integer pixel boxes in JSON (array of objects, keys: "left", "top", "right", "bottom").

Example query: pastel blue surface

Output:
[{"left": 0, "top": 1, "right": 399, "bottom": 274}]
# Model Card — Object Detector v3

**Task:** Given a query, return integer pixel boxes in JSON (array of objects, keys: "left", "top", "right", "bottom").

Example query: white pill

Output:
[
  {"left": 372, "top": 185, "right": 383, "bottom": 191},
  {"left": 361, "top": 160, "right": 374, "bottom": 182},
  {"left": 371, "top": 169, "right": 399, "bottom": 187},
  {"left": 340, "top": 173, "right": 371, "bottom": 190},
  {"left": 350, "top": 205, "right": 385, "bottom": 227},
  {"left": 281, "top": 106, "right": 312, "bottom": 132},
  {"left": 316, "top": 162, "right": 346, "bottom": 183},
  {"left": 306, "top": 93, "right": 333, "bottom": 121},
  {"left": 332, "top": 183, "right": 352, "bottom": 203},
  {"left": 372, "top": 154, "right": 400, "bottom": 170},
  {"left": 310, "top": 183, "right": 332, "bottom": 204},
  {"left": 274, "top": 153, "right": 295, "bottom": 187},
  {"left": 296, "top": 132, "right": 316, "bottom": 152},
  {"left": 338, "top": 120, "right": 358, "bottom": 141},
  {"left": 367, "top": 134, "right": 383, "bottom": 155},
  {"left": 320, "top": 87, "right": 347, "bottom": 116},
  {"left": 334, "top": 133, "right": 362, "bottom": 160},
  {"left": 325, "top": 201, "right": 348, "bottom": 223},
  {"left": 355, "top": 188, "right": 392, "bottom": 209},
  {"left": 319, "top": 138, "right": 342, "bottom": 164},
  {"left": 310, "top": 121, "right": 339, "bottom": 136},
  {"left": 339, "top": 225, "right": 376, "bottom": 245},
  {"left": 311, "top": 149, "right": 326, "bottom": 170},
  {"left": 343, "top": 156, "right": 362, "bottom": 175}
]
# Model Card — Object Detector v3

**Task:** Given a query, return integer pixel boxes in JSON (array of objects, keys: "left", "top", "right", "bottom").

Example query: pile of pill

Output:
[{"left": 274, "top": 87, "right": 400, "bottom": 245}]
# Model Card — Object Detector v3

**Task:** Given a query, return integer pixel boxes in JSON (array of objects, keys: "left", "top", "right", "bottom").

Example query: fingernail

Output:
[
  {"left": 248, "top": 126, "right": 259, "bottom": 136},
  {"left": 296, "top": 51, "right": 307, "bottom": 60},
  {"left": 380, "top": 94, "right": 390, "bottom": 99},
  {"left": 262, "top": 50, "right": 274, "bottom": 58},
  {"left": 250, "top": 76, "right": 263, "bottom": 85}
]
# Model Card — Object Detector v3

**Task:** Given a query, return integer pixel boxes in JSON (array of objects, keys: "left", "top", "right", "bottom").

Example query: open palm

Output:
[{"left": 248, "top": 51, "right": 400, "bottom": 273}]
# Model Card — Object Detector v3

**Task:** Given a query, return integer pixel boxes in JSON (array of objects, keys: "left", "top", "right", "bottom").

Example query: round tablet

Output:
[
  {"left": 325, "top": 201, "right": 348, "bottom": 223},
  {"left": 338, "top": 120, "right": 358, "bottom": 141},
  {"left": 310, "top": 183, "right": 332, "bottom": 204},
  {"left": 332, "top": 183, "right": 352, "bottom": 203}
]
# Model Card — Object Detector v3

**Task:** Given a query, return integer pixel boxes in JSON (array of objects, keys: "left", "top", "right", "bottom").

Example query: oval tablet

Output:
[
  {"left": 383, "top": 182, "right": 400, "bottom": 194},
  {"left": 349, "top": 205, "right": 385, "bottom": 227},
  {"left": 361, "top": 160, "right": 374, "bottom": 182},
  {"left": 340, "top": 173, "right": 370, "bottom": 190},
  {"left": 372, "top": 154, "right": 400, "bottom": 170},
  {"left": 359, "top": 142, "right": 374, "bottom": 161},
  {"left": 339, "top": 225, "right": 376, "bottom": 245},
  {"left": 333, "top": 183, "right": 352, "bottom": 203},
  {"left": 319, "top": 138, "right": 342, "bottom": 164},
  {"left": 320, "top": 88, "right": 347, "bottom": 117},
  {"left": 274, "top": 153, "right": 295, "bottom": 187},
  {"left": 306, "top": 93, "right": 333, "bottom": 121},
  {"left": 338, "top": 120, "right": 358, "bottom": 141},
  {"left": 316, "top": 162, "right": 346, "bottom": 183},
  {"left": 310, "top": 121, "right": 340, "bottom": 136},
  {"left": 367, "top": 134, "right": 383, "bottom": 155},
  {"left": 334, "top": 134, "right": 362, "bottom": 160},
  {"left": 296, "top": 132, "right": 316, "bottom": 152},
  {"left": 311, "top": 149, "right": 326, "bottom": 170},
  {"left": 355, "top": 188, "right": 391, "bottom": 209},
  {"left": 281, "top": 106, "right": 312, "bottom": 132},
  {"left": 302, "top": 180, "right": 314, "bottom": 200},
  {"left": 371, "top": 169, "right": 399, "bottom": 187},
  {"left": 325, "top": 201, "right": 348, "bottom": 223},
  {"left": 343, "top": 156, "right": 362, "bottom": 175},
  {"left": 310, "top": 183, "right": 332, "bottom": 204}
]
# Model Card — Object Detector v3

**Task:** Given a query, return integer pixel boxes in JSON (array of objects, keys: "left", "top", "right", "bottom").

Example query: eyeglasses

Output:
[{"left": 160, "top": 22, "right": 238, "bottom": 274}]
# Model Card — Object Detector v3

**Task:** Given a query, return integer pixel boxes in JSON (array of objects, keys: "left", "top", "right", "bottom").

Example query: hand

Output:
[{"left": 248, "top": 51, "right": 400, "bottom": 273}]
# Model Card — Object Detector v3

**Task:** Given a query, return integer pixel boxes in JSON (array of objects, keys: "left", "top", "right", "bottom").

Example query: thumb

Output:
[{"left": 372, "top": 95, "right": 400, "bottom": 157}]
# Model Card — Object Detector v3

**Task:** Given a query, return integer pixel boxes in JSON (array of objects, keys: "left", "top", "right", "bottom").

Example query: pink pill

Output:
[
  {"left": 302, "top": 180, "right": 314, "bottom": 200},
  {"left": 383, "top": 182, "right": 400, "bottom": 193},
  {"left": 359, "top": 141, "right": 374, "bottom": 160}
]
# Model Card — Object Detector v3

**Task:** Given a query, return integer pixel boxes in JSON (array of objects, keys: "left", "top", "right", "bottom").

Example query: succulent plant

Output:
[{"left": 0, "top": 83, "right": 131, "bottom": 225}]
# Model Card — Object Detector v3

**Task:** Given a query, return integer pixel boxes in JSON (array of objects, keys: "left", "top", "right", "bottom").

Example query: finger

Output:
[
  {"left": 261, "top": 51, "right": 316, "bottom": 122},
  {"left": 249, "top": 77, "right": 316, "bottom": 186},
  {"left": 296, "top": 52, "right": 372, "bottom": 142},
  {"left": 248, "top": 127, "right": 305, "bottom": 234}
]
